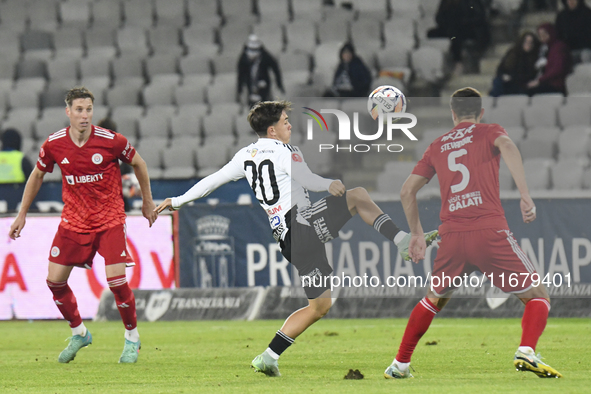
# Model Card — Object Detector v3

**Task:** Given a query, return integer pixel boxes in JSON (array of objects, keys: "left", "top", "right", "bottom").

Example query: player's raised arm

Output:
[
  {"left": 494, "top": 135, "right": 536, "bottom": 223},
  {"left": 130, "top": 151, "right": 157, "bottom": 227},
  {"left": 400, "top": 174, "right": 430, "bottom": 263},
  {"left": 8, "top": 166, "right": 46, "bottom": 240},
  {"left": 155, "top": 156, "right": 244, "bottom": 214}
]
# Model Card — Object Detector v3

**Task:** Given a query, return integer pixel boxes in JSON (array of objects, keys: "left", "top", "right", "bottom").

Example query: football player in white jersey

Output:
[{"left": 155, "top": 100, "right": 438, "bottom": 376}]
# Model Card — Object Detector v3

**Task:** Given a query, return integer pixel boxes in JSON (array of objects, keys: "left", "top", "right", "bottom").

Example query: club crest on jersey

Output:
[
  {"left": 39, "top": 147, "right": 45, "bottom": 158},
  {"left": 92, "top": 153, "right": 103, "bottom": 164},
  {"left": 251, "top": 148, "right": 258, "bottom": 157},
  {"left": 51, "top": 246, "right": 60, "bottom": 257},
  {"left": 292, "top": 153, "right": 302, "bottom": 162}
]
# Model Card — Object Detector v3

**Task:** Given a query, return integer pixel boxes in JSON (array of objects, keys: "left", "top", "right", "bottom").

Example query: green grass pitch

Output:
[{"left": 0, "top": 318, "right": 589, "bottom": 393}]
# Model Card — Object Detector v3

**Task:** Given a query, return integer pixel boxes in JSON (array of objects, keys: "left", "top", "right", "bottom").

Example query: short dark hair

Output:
[
  {"left": 450, "top": 87, "right": 482, "bottom": 119},
  {"left": 247, "top": 100, "right": 292, "bottom": 136},
  {"left": 65, "top": 87, "right": 94, "bottom": 107}
]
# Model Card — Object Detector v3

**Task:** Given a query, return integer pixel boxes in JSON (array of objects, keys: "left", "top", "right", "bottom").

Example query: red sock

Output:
[
  {"left": 396, "top": 297, "right": 440, "bottom": 363},
  {"left": 46, "top": 280, "right": 82, "bottom": 328},
  {"left": 108, "top": 275, "right": 137, "bottom": 330},
  {"left": 520, "top": 298, "right": 550, "bottom": 350}
]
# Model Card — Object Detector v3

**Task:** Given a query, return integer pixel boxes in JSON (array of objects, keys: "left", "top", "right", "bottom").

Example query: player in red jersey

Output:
[
  {"left": 8, "top": 87, "right": 158, "bottom": 364},
  {"left": 384, "top": 87, "right": 562, "bottom": 379}
]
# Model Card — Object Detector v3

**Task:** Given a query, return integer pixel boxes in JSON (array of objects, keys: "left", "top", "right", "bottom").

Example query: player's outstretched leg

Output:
[
  {"left": 252, "top": 290, "right": 332, "bottom": 376},
  {"left": 514, "top": 297, "right": 562, "bottom": 378},
  {"left": 345, "top": 187, "right": 438, "bottom": 260}
]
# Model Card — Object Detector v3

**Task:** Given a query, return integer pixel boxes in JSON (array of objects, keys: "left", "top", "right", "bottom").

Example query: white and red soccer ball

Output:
[{"left": 367, "top": 85, "right": 407, "bottom": 120}]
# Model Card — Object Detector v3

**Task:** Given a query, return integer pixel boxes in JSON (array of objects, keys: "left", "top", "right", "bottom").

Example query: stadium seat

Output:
[
  {"left": 111, "top": 56, "right": 145, "bottom": 88},
  {"left": 211, "top": 53, "right": 241, "bottom": 75},
  {"left": 551, "top": 158, "right": 585, "bottom": 190},
  {"left": 523, "top": 158, "right": 553, "bottom": 190},
  {"left": 389, "top": 0, "right": 421, "bottom": 19},
  {"left": 135, "top": 141, "right": 163, "bottom": 179},
  {"left": 218, "top": 23, "right": 253, "bottom": 54},
  {"left": 111, "top": 106, "right": 143, "bottom": 136},
  {"left": 84, "top": 27, "right": 118, "bottom": 59},
  {"left": 483, "top": 106, "right": 523, "bottom": 128},
  {"left": 530, "top": 93, "right": 564, "bottom": 109},
  {"left": 206, "top": 74, "right": 239, "bottom": 105},
  {"left": 583, "top": 168, "right": 591, "bottom": 189},
  {"left": 40, "top": 82, "right": 74, "bottom": 108},
  {"left": 495, "top": 95, "right": 529, "bottom": 109},
  {"left": 519, "top": 138, "right": 555, "bottom": 160},
  {"left": 350, "top": 0, "right": 390, "bottom": 20},
  {"left": 91, "top": 0, "right": 123, "bottom": 29},
  {"left": 291, "top": 0, "right": 323, "bottom": 21},
  {"left": 318, "top": 15, "right": 350, "bottom": 45},
  {"left": 2, "top": 107, "right": 39, "bottom": 140},
  {"left": 35, "top": 117, "right": 69, "bottom": 141},
  {"left": 92, "top": 105, "right": 110, "bottom": 124},
  {"left": 202, "top": 110, "right": 235, "bottom": 138},
  {"left": 81, "top": 77, "right": 110, "bottom": 102},
  {"left": 180, "top": 54, "right": 213, "bottom": 77},
  {"left": 47, "top": 57, "right": 79, "bottom": 82},
  {"left": 220, "top": 0, "right": 257, "bottom": 23},
  {"left": 0, "top": 1, "right": 27, "bottom": 32},
  {"left": 182, "top": 24, "right": 217, "bottom": 50},
  {"left": 523, "top": 105, "right": 558, "bottom": 129},
  {"left": 196, "top": 142, "right": 230, "bottom": 177},
  {"left": 106, "top": 85, "right": 142, "bottom": 107},
  {"left": 21, "top": 30, "right": 53, "bottom": 61},
  {"left": 284, "top": 20, "right": 317, "bottom": 54},
  {"left": 154, "top": 0, "right": 186, "bottom": 27},
  {"left": 122, "top": 0, "right": 154, "bottom": 28},
  {"left": 53, "top": 28, "right": 85, "bottom": 59},
  {"left": 350, "top": 17, "right": 383, "bottom": 50},
  {"left": 410, "top": 46, "right": 444, "bottom": 83},
  {"left": 143, "top": 82, "right": 175, "bottom": 106},
  {"left": 251, "top": 22, "right": 285, "bottom": 54},
  {"left": 145, "top": 54, "right": 180, "bottom": 85},
  {"left": 138, "top": 112, "right": 171, "bottom": 139},
  {"left": 377, "top": 43, "right": 412, "bottom": 70},
  {"left": 169, "top": 136, "right": 202, "bottom": 151},
  {"left": 171, "top": 106, "right": 206, "bottom": 138},
  {"left": 174, "top": 84, "right": 208, "bottom": 106},
  {"left": 257, "top": 0, "right": 290, "bottom": 22},
  {"left": 27, "top": 1, "right": 59, "bottom": 32},
  {"left": 148, "top": 26, "right": 184, "bottom": 57},
  {"left": 566, "top": 64, "right": 591, "bottom": 95},
  {"left": 162, "top": 145, "right": 197, "bottom": 179},
  {"left": 312, "top": 41, "right": 344, "bottom": 90},
  {"left": 558, "top": 100, "right": 591, "bottom": 128},
  {"left": 187, "top": 0, "right": 221, "bottom": 27},
  {"left": 558, "top": 126, "right": 591, "bottom": 159},
  {"left": 117, "top": 27, "right": 150, "bottom": 57},
  {"left": 59, "top": 1, "right": 90, "bottom": 29}
]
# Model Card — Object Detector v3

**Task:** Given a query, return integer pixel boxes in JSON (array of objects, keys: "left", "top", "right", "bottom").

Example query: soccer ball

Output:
[{"left": 367, "top": 85, "right": 407, "bottom": 120}]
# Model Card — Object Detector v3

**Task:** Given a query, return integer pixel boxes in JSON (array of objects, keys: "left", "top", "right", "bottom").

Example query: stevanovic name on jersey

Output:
[
  {"left": 412, "top": 122, "right": 509, "bottom": 235},
  {"left": 37, "top": 126, "right": 135, "bottom": 232},
  {"left": 171, "top": 138, "right": 333, "bottom": 240}
]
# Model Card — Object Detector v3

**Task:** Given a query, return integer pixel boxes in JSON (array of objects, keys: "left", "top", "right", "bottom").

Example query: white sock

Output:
[
  {"left": 71, "top": 322, "right": 86, "bottom": 337},
  {"left": 125, "top": 328, "right": 140, "bottom": 343},
  {"left": 265, "top": 348, "right": 280, "bottom": 360},
  {"left": 518, "top": 346, "right": 534, "bottom": 354},
  {"left": 394, "top": 359, "right": 410, "bottom": 371},
  {"left": 394, "top": 231, "right": 408, "bottom": 245}
]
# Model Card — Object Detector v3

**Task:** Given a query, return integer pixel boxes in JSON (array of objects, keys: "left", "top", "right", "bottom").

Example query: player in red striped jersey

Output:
[
  {"left": 8, "top": 87, "right": 158, "bottom": 364},
  {"left": 384, "top": 87, "right": 562, "bottom": 379}
]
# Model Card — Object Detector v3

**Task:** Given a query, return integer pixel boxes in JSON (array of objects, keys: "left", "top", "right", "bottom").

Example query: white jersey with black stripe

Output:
[{"left": 171, "top": 138, "right": 333, "bottom": 240}]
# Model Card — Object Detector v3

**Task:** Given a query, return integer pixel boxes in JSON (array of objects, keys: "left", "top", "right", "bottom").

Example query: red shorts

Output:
[
  {"left": 48, "top": 224, "right": 134, "bottom": 268},
  {"left": 431, "top": 228, "right": 536, "bottom": 296}
]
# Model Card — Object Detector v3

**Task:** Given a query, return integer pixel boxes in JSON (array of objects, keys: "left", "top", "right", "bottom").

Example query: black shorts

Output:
[{"left": 279, "top": 193, "right": 352, "bottom": 299}]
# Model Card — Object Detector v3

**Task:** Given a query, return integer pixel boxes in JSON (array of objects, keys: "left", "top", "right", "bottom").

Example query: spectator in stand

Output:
[
  {"left": 238, "top": 34, "right": 284, "bottom": 107},
  {"left": 428, "top": 0, "right": 490, "bottom": 75},
  {"left": 490, "top": 32, "right": 540, "bottom": 97},
  {"left": 0, "top": 128, "right": 33, "bottom": 184},
  {"left": 325, "top": 42, "right": 372, "bottom": 97},
  {"left": 555, "top": 0, "right": 591, "bottom": 64},
  {"left": 527, "top": 23, "right": 571, "bottom": 96}
]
